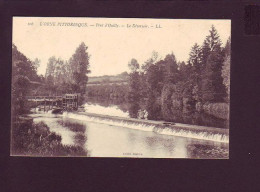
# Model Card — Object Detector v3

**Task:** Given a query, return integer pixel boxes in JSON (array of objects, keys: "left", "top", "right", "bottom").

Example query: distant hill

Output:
[{"left": 87, "top": 72, "right": 129, "bottom": 85}]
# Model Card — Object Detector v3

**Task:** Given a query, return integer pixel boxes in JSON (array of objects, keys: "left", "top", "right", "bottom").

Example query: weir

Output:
[{"left": 63, "top": 112, "right": 229, "bottom": 143}]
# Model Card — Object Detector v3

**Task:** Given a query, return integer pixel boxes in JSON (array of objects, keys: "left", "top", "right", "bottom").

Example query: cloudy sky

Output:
[{"left": 13, "top": 17, "right": 231, "bottom": 77}]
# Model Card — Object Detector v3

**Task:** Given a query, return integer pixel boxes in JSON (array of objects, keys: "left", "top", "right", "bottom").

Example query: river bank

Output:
[{"left": 11, "top": 116, "right": 88, "bottom": 156}]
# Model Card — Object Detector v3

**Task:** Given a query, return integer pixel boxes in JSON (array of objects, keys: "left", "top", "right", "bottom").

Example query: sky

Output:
[{"left": 13, "top": 17, "right": 231, "bottom": 77}]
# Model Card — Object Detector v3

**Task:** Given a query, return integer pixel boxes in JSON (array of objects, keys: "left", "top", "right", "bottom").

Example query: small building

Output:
[{"left": 62, "top": 94, "right": 78, "bottom": 111}]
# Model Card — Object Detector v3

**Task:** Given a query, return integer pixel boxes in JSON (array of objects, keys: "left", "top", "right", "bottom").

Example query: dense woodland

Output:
[
  {"left": 87, "top": 26, "right": 230, "bottom": 121},
  {"left": 12, "top": 42, "right": 90, "bottom": 118}
]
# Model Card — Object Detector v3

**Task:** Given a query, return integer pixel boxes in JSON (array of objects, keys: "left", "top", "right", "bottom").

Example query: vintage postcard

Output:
[{"left": 11, "top": 17, "right": 230, "bottom": 158}]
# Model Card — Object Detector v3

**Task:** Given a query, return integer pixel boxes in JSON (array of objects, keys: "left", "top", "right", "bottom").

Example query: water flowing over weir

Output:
[{"left": 63, "top": 112, "right": 229, "bottom": 143}]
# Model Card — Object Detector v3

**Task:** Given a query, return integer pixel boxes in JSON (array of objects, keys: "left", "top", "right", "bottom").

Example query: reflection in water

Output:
[
  {"left": 85, "top": 97, "right": 228, "bottom": 128},
  {"left": 187, "top": 142, "right": 229, "bottom": 159},
  {"left": 30, "top": 112, "right": 228, "bottom": 158}
]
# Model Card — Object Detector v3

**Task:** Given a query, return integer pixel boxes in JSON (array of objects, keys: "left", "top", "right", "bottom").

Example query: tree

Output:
[
  {"left": 179, "top": 61, "right": 192, "bottom": 82},
  {"left": 163, "top": 53, "right": 179, "bottom": 83},
  {"left": 146, "top": 63, "right": 165, "bottom": 96},
  {"left": 222, "top": 37, "right": 231, "bottom": 101},
  {"left": 187, "top": 43, "right": 202, "bottom": 102},
  {"left": 12, "top": 44, "right": 41, "bottom": 117},
  {"left": 44, "top": 42, "right": 91, "bottom": 96},
  {"left": 201, "top": 25, "right": 222, "bottom": 70},
  {"left": 205, "top": 25, "right": 222, "bottom": 52},
  {"left": 141, "top": 51, "right": 159, "bottom": 73},
  {"left": 128, "top": 58, "right": 139, "bottom": 72},
  {"left": 188, "top": 43, "right": 202, "bottom": 77},
  {"left": 201, "top": 25, "right": 226, "bottom": 103},
  {"left": 127, "top": 58, "right": 141, "bottom": 101},
  {"left": 33, "top": 58, "right": 40, "bottom": 70},
  {"left": 201, "top": 51, "right": 226, "bottom": 102},
  {"left": 69, "top": 42, "right": 90, "bottom": 95},
  {"left": 45, "top": 56, "right": 56, "bottom": 79},
  {"left": 161, "top": 83, "right": 175, "bottom": 120}
]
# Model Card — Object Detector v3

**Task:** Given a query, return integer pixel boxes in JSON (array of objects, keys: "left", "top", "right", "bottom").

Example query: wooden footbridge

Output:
[{"left": 26, "top": 94, "right": 79, "bottom": 112}]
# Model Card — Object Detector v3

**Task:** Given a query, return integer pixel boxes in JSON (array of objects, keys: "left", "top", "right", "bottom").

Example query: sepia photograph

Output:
[{"left": 11, "top": 17, "right": 231, "bottom": 158}]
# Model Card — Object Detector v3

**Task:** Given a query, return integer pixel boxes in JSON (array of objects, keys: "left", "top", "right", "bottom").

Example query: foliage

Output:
[
  {"left": 128, "top": 58, "right": 140, "bottom": 72},
  {"left": 141, "top": 51, "right": 159, "bottom": 73},
  {"left": 12, "top": 25, "right": 230, "bottom": 123},
  {"left": 199, "top": 26, "right": 226, "bottom": 102},
  {"left": 69, "top": 42, "right": 90, "bottom": 94},
  {"left": 127, "top": 58, "right": 142, "bottom": 102},
  {"left": 161, "top": 83, "right": 176, "bottom": 120},
  {"left": 12, "top": 44, "right": 43, "bottom": 118},
  {"left": 124, "top": 25, "right": 230, "bottom": 121},
  {"left": 44, "top": 42, "right": 90, "bottom": 95},
  {"left": 146, "top": 64, "right": 164, "bottom": 97},
  {"left": 146, "top": 94, "right": 162, "bottom": 120},
  {"left": 202, "top": 103, "right": 229, "bottom": 120},
  {"left": 163, "top": 53, "right": 179, "bottom": 83},
  {"left": 86, "top": 83, "right": 128, "bottom": 99},
  {"left": 11, "top": 118, "right": 87, "bottom": 156},
  {"left": 222, "top": 37, "right": 231, "bottom": 101},
  {"left": 201, "top": 51, "right": 226, "bottom": 102},
  {"left": 88, "top": 72, "right": 129, "bottom": 84}
]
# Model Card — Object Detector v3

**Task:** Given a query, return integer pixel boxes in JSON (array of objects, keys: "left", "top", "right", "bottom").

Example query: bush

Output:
[
  {"left": 202, "top": 102, "right": 229, "bottom": 120},
  {"left": 11, "top": 117, "right": 87, "bottom": 156}
]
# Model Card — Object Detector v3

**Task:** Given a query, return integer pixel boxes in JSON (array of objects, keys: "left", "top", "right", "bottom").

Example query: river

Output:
[{"left": 29, "top": 99, "right": 229, "bottom": 158}]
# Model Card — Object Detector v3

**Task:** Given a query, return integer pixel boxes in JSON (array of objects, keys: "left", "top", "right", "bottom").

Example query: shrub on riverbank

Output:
[
  {"left": 11, "top": 117, "right": 87, "bottom": 156},
  {"left": 202, "top": 103, "right": 229, "bottom": 120}
]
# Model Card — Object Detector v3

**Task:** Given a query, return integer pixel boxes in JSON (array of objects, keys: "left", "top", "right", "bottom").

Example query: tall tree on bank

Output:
[
  {"left": 69, "top": 42, "right": 90, "bottom": 95},
  {"left": 127, "top": 58, "right": 141, "bottom": 118},
  {"left": 44, "top": 42, "right": 90, "bottom": 95},
  {"left": 163, "top": 53, "right": 179, "bottom": 83},
  {"left": 148, "top": 53, "right": 178, "bottom": 120},
  {"left": 141, "top": 51, "right": 159, "bottom": 73},
  {"left": 222, "top": 37, "right": 231, "bottom": 101},
  {"left": 188, "top": 43, "right": 202, "bottom": 79},
  {"left": 201, "top": 25, "right": 226, "bottom": 102},
  {"left": 12, "top": 44, "right": 41, "bottom": 117},
  {"left": 139, "top": 51, "right": 160, "bottom": 98},
  {"left": 127, "top": 58, "right": 140, "bottom": 101},
  {"left": 187, "top": 43, "right": 202, "bottom": 102}
]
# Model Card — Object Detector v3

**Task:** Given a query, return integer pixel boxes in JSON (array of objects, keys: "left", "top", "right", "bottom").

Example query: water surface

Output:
[
  {"left": 30, "top": 110, "right": 229, "bottom": 158},
  {"left": 83, "top": 97, "right": 229, "bottom": 129}
]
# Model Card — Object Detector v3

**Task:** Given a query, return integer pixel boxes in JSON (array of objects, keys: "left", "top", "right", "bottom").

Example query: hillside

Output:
[{"left": 88, "top": 72, "right": 129, "bottom": 85}]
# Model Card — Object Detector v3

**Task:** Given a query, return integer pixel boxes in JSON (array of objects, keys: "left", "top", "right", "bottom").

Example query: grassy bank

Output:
[{"left": 11, "top": 117, "right": 87, "bottom": 157}]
